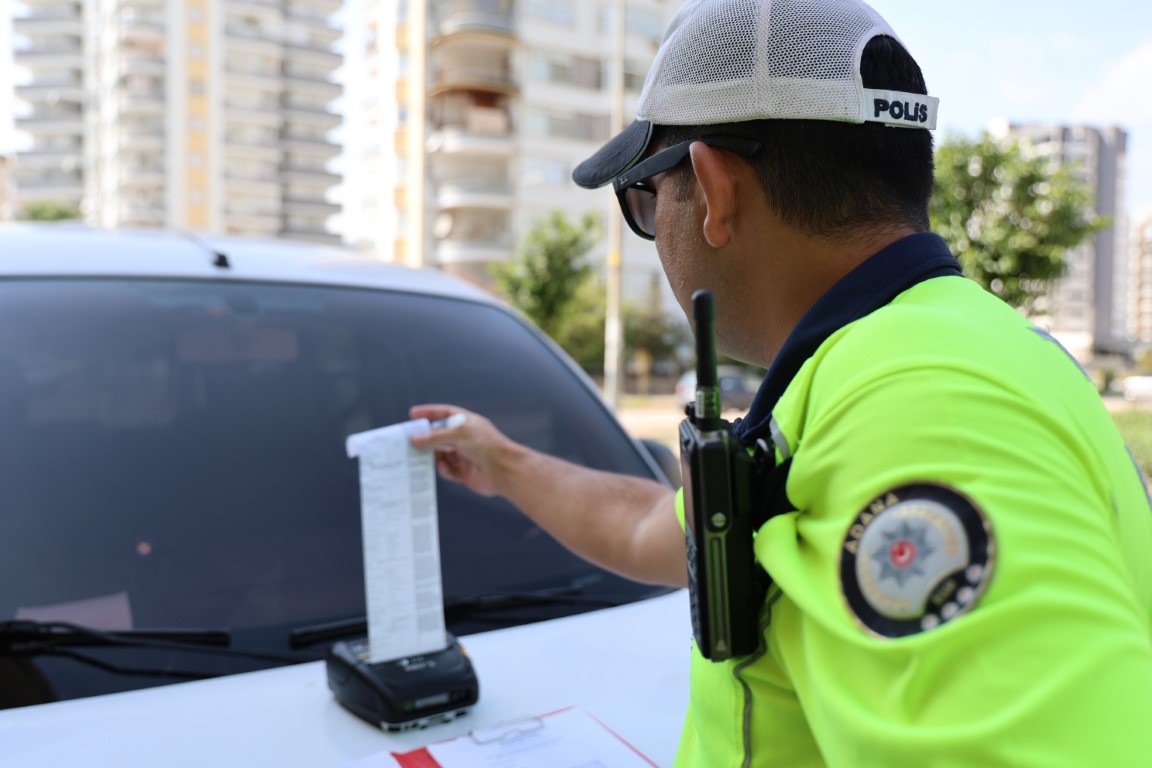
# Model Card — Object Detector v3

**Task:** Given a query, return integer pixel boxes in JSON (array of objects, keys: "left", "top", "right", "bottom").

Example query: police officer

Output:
[{"left": 412, "top": 0, "right": 1152, "bottom": 764}]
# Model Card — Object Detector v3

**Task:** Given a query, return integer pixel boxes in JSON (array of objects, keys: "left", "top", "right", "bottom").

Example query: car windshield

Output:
[{"left": 0, "top": 278, "right": 664, "bottom": 704}]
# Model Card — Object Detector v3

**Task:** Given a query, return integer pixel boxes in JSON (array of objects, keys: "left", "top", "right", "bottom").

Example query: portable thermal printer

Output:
[{"left": 326, "top": 634, "right": 478, "bottom": 731}]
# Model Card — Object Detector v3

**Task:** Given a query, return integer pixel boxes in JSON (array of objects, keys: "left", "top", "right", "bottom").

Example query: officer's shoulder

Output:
[{"left": 832, "top": 279, "right": 1020, "bottom": 364}]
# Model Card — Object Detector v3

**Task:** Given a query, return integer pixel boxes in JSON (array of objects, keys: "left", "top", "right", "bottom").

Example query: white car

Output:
[{"left": 0, "top": 224, "right": 689, "bottom": 767}]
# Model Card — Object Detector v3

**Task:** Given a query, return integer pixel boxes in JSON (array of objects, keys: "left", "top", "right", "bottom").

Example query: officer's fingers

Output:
[{"left": 409, "top": 403, "right": 458, "bottom": 422}]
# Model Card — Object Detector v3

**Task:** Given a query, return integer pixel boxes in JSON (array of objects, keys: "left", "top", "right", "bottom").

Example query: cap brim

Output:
[{"left": 571, "top": 120, "right": 654, "bottom": 189}]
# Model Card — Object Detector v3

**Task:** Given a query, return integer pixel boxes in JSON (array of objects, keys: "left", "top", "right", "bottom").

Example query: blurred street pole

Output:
[{"left": 604, "top": 0, "right": 626, "bottom": 410}]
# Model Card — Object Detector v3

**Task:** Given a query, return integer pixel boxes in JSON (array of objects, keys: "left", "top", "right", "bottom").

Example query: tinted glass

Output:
[{"left": 0, "top": 279, "right": 664, "bottom": 703}]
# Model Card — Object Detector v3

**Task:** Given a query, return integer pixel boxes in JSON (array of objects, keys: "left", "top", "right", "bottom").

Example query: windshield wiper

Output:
[
  {"left": 0, "top": 620, "right": 230, "bottom": 650},
  {"left": 288, "top": 584, "right": 625, "bottom": 649},
  {"left": 1, "top": 620, "right": 321, "bottom": 679}
]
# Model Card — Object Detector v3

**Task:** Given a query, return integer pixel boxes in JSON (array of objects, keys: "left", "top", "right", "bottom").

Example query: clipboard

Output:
[{"left": 388, "top": 706, "right": 658, "bottom": 768}]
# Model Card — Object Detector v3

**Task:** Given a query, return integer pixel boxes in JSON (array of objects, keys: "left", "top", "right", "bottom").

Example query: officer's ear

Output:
[{"left": 688, "top": 142, "right": 741, "bottom": 249}]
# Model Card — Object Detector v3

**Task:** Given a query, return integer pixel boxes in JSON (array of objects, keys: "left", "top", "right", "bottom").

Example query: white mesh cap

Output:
[{"left": 572, "top": 0, "right": 938, "bottom": 189}]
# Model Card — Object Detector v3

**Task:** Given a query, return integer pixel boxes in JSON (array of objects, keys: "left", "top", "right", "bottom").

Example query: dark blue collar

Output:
[{"left": 733, "top": 232, "right": 963, "bottom": 444}]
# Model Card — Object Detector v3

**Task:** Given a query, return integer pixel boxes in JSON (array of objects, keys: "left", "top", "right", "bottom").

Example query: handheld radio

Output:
[{"left": 679, "top": 290, "right": 763, "bottom": 661}]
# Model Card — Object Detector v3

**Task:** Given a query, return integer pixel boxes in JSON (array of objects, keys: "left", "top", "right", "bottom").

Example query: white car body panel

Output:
[
  {"left": 0, "top": 224, "right": 692, "bottom": 767},
  {"left": 0, "top": 591, "right": 690, "bottom": 767}
]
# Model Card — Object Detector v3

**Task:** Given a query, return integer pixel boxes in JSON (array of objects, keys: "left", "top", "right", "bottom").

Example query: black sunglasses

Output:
[{"left": 612, "top": 135, "right": 762, "bottom": 240}]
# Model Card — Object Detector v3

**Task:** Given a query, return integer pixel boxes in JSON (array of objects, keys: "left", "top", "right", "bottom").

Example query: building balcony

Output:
[
  {"left": 429, "top": 66, "right": 517, "bottom": 96},
  {"left": 432, "top": 0, "right": 515, "bottom": 40},
  {"left": 119, "top": 92, "right": 165, "bottom": 115},
  {"left": 11, "top": 149, "right": 81, "bottom": 171},
  {"left": 281, "top": 73, "right": 342, "bottom": 100},
  {"left": 13, "top": 170, "right": 84, "bottom": 197},
  {"left": 282, "top": 101, "right": 340, "bottom": 121},
  {"left": 118, "top": 203, "right": 165, "bottom": 227},
  {"left": 16, "top": 70, "right": 82, "bottom": 87},
  {"left": 225, "top": 211, "right": 282, "bottom": 237},
  {"left": 119, "top": 17, "right": 165, "bottom": 46},
  {"left": 280, "top": 165, "right": 338, "bottom": 186},
  {"left": 16, "top": 83, "right": 85, "bottom": 104},
  {"left": 223, "top": 137, "right": 282, "bottom": 160},
  {"left": 17, "top": 109, "right": 84, "bottom": 133},
  {"left": 14, "top": 0, "right": 81, "bottom": 10},
  {"left": 284, "top": 0, "right": 341, "bottom": 25},
  {"left": 222, "top": 163, "right": 281, "bottom": 184},
  {"left": 289, "top": 25, "right": 342, "bottom": 50},
  {"left": 225, "top": 29, "right": 282, "bottom": 56},
  {"left": 13, "top": 15, "right": 83, "bottom": 35},
  {"left": 282, "top": 106, "right": 342, "bottom": 129},
  {"left": 117, "top": 0, "right": 164, "bottom": 12},
  {"left": 282, "top": 43, "right": 341, "bottom": 68},
  {"left": 224, "top": 0, "right": 282, "bottom": 12},
  {"left": 283, "top": 196, "right": 340, "bottom": 217},
  {"left": 282, "top": 136, "right": 340, "bottom": 159},
  {"left": 427, "top": 127, "right": 514, "bottom": 157},
  {"left": 118, "top": 125, "right": 165, "bottom": 150},
  {"left": 223, "top": 66, "right": 283, "bottom": 89},
  {"left": 434, "top": 238, "right": 512, "bottom": 265},
  {"left": 118, "top": 167, "right": 166, "bottom": 189},
  {"left": 436, "top": 182, "right": 512, "bottom": 210},
  {"left": 225, "top": 104, "right": 283, "bottom": 127},
  {"left": 14, "top": 48, "right": 83, "bottom": 69},
  {"left": 119, "top": 54, "right": 166, "bottom": 78},
  {"left": 279, "top": 227, "right": 341, "bottom": 245}
]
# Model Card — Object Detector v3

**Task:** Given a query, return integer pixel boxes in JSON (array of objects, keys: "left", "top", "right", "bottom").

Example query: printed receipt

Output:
[{"left": 346, "top": 419, "right": 447, "bottom": 663}]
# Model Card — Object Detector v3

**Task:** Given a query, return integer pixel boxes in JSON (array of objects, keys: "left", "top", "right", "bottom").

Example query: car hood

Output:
[{"left": 0, "top": 590, "right": 690, "bottom": 767}]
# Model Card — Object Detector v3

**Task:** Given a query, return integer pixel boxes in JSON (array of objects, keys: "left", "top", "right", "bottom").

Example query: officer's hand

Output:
[{"left": 409, "top": 405, "right": 508, "bottom": 498}]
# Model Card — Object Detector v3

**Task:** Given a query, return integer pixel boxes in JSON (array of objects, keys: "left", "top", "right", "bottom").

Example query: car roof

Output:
[{"left": 0, "top": 223, "right": 499, "bottom": 304}]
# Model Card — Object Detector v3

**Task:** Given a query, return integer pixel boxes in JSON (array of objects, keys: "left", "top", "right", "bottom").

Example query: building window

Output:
[
  {"left": 522, "top": 157, "right": 570, "bottom": 188},
  {"left": 524, "top": 107, "right": 608, "bottom": 142},
  {"left": 525, "top": 0, "right": 574, "bottom": 25},
  {"left": 600, "top": 5, "right": 665, "bottom": 42},
  {"left": 627, "top": 8, "right": 664, "bottom": 39},
  {"left": 528, "top": 51, "right": 602, "bottom": 89}
]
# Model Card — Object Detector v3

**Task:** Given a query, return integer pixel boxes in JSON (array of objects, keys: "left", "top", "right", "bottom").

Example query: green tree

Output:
[
  {"left": 558, "top": 277, "right": 608, "bottom": 374},
  {"left": 19, "top": 201, "right": 81, "bottom": 221},
  {"left": 493, "top": 211, "right": 599, "bottom": 340},
  {"left": 493, "top": 212, "right": 689, "bottom": 377},
  {"left": 545, "top": 278, "right": 690, "bottom": 377},
  {"left": 930, "top": 133, "right": 1106, "bottom": 312},
  {"left": 626, "top": 277, "right": 690, "bottom": 369}
]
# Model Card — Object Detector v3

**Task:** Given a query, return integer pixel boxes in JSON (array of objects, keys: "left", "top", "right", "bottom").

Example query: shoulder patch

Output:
[{"left": 839, "top": 483, "right": 994, "bottom": 638}]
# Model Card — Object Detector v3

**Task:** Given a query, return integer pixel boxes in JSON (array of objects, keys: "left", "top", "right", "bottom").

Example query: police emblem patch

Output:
[{"left": 839, "top": 484, "right": 994, "bottom": 638}]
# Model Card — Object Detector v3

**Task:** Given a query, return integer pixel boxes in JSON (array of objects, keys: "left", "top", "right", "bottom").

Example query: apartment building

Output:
[
  {"left": 988, "top": 121, "right": 1129, "bottom": 359},
  {"left": 10, "top": 0, "right": 342, "bottom": 242},
  {"left": 348, "top": 0, "right": 675, "bottom": 299},
  {"left": 0, "top": 156, "right": 11, "bottom": 221},
  {"left": 1130, "top": 211, "right": 1152, "bottom": 348}
]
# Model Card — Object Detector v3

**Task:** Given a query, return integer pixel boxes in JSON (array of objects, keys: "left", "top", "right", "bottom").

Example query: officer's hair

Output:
[{"left": 654, "top": 36, "right": 934, "bottom": 242}]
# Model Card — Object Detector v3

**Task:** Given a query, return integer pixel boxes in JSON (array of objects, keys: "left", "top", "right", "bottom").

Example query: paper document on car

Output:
[
  {"left": 347, "top": 419, "right": 446, "bottom": 663},
  {"left": 374, "top": 707, "right": 658, "bottom": 768}
]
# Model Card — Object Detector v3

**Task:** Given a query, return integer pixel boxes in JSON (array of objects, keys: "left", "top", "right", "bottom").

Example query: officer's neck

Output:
[{"left": 738, "top": 221, "right": 919, "bottom": 368}]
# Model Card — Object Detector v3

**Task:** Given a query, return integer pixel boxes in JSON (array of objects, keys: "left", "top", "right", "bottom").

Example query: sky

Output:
[
  {"left": 4, "top": 0, "right": 1152, "bottom": 222},
  {"left": 868, "top": 0, "right": 1152, "bottom": 219}
]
